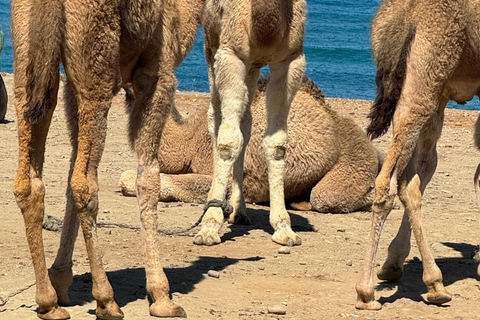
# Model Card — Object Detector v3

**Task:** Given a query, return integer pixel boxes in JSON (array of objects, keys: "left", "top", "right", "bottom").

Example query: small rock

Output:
[
  {"left": 278, "top": 246, "right": 291, "bottom": 254},
  {"left": 337, "top": 228, "right": 346, "bottom": 232},
  {"left": 299, "top": 261, "right": 306, "bottom": 265},
  {"left": 267, "top": 304, "right": 287, "bottom": 315},
  {"left": 346, "top": 260, "right": 353, "bottom": 266},
  {"left": 207, "top": 270, "right": 220, "bottom": 278}
]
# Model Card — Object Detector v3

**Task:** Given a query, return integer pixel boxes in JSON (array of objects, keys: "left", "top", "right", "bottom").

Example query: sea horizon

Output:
[{"left": 0, "top": 0, "right": 479, "bottom": 110}]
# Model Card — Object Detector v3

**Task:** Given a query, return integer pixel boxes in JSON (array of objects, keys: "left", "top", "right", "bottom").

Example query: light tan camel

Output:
[
  {"left": 355, "top": 0, "right": 480, "bottom": 310},
  {"left": 119, "top": 77, "right": 382, "bottom": 215},
  {"left": 192, "top": 0, "right": 307, "bottom": 247},
  {"left": 12, "top": 0, "right": 203, "bottom": 319}
]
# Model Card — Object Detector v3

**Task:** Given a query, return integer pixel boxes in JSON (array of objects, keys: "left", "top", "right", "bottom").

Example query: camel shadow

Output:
[
  {"left": 221, "top": 206, "right": 317, "bottom": 242},
  {"left": 68, "top": 255, "right": 263, "bottom": 310},
  {"left": 376, "top": 242, "right": 480, "bottom": 306}
]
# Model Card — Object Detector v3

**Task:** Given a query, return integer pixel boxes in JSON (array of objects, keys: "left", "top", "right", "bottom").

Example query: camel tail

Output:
[
  {"left": 22, "top": 0, "right": 63, "bottom": 124},
  {"left": 366, "top": 13, "right": 416, "bottom": 140}
]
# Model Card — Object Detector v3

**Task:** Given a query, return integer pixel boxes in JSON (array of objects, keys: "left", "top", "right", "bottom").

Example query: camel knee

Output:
[
  {"left": 217, "top": 123, "right": 244, "bottom": 162},
  {"left": 263, "top": 131, "right": 287, "bottom": 161},
  {"left": 14, "top": 176, "right": 45, "bottom": 214},
  {"left": 70, "top": 174, "right": 98, "bottom": 213}
]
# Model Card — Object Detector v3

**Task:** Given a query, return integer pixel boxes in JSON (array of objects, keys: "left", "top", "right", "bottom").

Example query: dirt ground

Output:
[{"left": 1, "top": 72, "right": 480, "bottom": 320}]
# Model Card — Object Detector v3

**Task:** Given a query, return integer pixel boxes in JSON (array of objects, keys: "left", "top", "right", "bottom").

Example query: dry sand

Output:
[{"left": 1, "top": 73, "right": 480, "bottom": 319}]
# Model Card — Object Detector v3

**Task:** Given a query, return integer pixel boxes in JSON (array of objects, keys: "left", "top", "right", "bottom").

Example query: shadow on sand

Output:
[
  {"left": 376, "top": 242, "right": 480, "bottom": 306},
  {"left": 68, "top": 255, "right": 263, "bottom": 311},
  {"left": 221, "top": 205, "right": 317, "bottom": 242}
]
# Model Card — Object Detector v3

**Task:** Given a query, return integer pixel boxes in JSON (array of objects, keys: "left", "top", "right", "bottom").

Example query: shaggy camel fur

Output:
[
  {"left": 119, "top": 77, "right": 381, "bottom": 214},
  {"left": 194, "top": 0, "right": 307, "bottom": 246},
  {"left": 12, "top": 0, "right": 203, "bottom": 318},
  {"left": 355, "top": 0, "right": 480, "bottom": 310}
]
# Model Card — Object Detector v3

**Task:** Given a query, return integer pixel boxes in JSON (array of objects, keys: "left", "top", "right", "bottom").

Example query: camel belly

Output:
[{"left": 444, "top": 78, "right": 480, "bottom": 104}]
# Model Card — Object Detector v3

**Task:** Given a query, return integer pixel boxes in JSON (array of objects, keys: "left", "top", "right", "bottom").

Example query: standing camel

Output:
[
  {"left": 119, "top": 76, "right": 382, "bottom": 214},
  {"left": 193, "top": 0, "right": 307, "bottom": 246},
  {"left": 12, "top": 0, "right": 203, "bottom": 318},
  {"left": 356, "top": 0, "right": 480, "bottom": 310}
]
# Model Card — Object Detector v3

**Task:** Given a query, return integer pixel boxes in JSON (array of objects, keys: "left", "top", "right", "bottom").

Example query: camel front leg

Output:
[
  {"left": 128, "top": 68, "right": 186, "bottom": 317},
  {"left": 194, "top": 48, "right": 249, "bottom": 245},
  {"left": 264, "top": 55, "right": 305, "bottom": 246}
]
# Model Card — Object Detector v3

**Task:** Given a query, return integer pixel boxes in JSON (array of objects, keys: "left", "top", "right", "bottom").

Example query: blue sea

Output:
[{"left": 0, "top": 0, "right": 478, "bottom": 110}]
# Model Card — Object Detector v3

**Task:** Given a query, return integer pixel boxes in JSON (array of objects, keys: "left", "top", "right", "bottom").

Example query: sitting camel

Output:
[
  {"left": 119, "top": 77, "right": 382, "bottom": 215},
  {"left": 192, "top": 0, "right": 307, "bottom": 247},
  {"left": 12, "top": 0, "right": 203, "bottom": 319},
  {"left": 356, "top": 0, "right": 480, "bottom": 310}
]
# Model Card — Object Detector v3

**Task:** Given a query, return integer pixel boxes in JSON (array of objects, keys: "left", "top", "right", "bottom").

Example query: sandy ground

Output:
[{"left": 1, "top": 73, "right": 480, "bottom": 320}]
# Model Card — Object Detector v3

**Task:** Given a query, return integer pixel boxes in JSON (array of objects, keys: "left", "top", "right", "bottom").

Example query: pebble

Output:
[
  {"left": 278, "top": 246, "right": 291, "bottom": 254},
  {"left": 267, "top": 305, "right": 287, "bottom": 315},
  {"left": 346, "top": 260, "right": 353, "bottom": 266},
  {"left": 207, "top": 270, "right": 220, "bottom": 278}
]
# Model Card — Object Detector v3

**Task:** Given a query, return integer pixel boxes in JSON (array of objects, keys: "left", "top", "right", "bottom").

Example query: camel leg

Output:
[
  {"left": 14, "top": 90, "right": 70, "bottom": 320},
  {"left": 377, "top": 106, "right": 445, "bottom": 283},
  {"left": 308, "top": 161, "right": 376, "bottom": 213},
  {"left": 48, "top": 83, "right": 80, "bottom": 307},
  {"left": 193, "top": 48, "right": 250, "bottom": 245},
  {"left": 227, "top": 67, "right": 259, "bottom": 225},
  {"left": 474, "top": 115, "right": 480, "bottom": 276},
  {"left": 264, "top": 54, "right": 305, "bottom": 246},
  {"left": 128, "top": 64, "right": 186, "bottom": 317}
]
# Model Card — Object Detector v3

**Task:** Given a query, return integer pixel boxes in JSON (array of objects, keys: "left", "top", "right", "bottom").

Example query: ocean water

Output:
[{"left": 0, "top": 0, "right": 478, "bottom": 110}]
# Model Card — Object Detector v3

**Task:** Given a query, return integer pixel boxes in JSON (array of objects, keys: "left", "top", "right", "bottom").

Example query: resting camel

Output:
[
  {"left": 356, "top": 0, "right": 480, "bottom": 310},
  {"left": 119, "top": 77, "right": 382, "bottom": 214},
  {"left": 192, "top": 0, "right": 307, "bottom": 247},
  {"left": 12, "top": 0, "right": 203, "bottom": 318}
]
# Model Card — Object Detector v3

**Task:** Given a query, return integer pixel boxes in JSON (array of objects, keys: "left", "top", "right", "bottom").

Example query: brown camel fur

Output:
[
  {"left": 12, "top": 0, "right": 203, "bottom": 318},
  {"left": 193, "top": 0, "right": 307, "bottom": 247},
  {"left": 119, "top": 77, "right": 382, "bottom": 214},
  {"left": 355, "top": 0, "right": 480, "bottom": 310}
]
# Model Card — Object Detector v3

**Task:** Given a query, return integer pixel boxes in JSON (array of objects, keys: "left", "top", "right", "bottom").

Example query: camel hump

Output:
[
  {"left": 23, "top": 0, "right": 63, "bottom": 124},
  {"left": 250, "top": 0, "right": 285, "bottom": 46},
  {"left": 367, "top": 4, "right": 416, "bottom": 139}
]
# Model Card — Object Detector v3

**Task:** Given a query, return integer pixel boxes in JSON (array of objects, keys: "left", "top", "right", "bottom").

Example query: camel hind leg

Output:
[
  {"left": 48, "top": 83, "right": 80, "bottom": 307},
  {"left": 356, "top": 28, "right": 461, "bottom": 308},
  {"left": 264, "top": 54, "right": 305, "bottom": 246},
  {"left": 11, "top": 2, "right": 68, "bottom": 318},
  {"left": 127, "top": 51, "right": 186, "bottom": 316},
  {"left": 377, "top": 106, "right": 444, "bottom": 283},
  {"left": 227, "top": 67, "right": 259, "bottom": 225}
]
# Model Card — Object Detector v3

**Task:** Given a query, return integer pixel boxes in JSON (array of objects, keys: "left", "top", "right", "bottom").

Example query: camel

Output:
[
  {"left": 119, "top": 77, "right": 382, "bottom": 215},
  {"left": 355, "top": 0, "right": 480, "bottom": 310},
  {"left": 0, "top": 26, "right": 7, "bottom": 121},
  {"left": 191, "top": 0, "right": 307, "bottom": 247},
  {"left": 12, "top": 0, "right": 203, "bottom": 319}
]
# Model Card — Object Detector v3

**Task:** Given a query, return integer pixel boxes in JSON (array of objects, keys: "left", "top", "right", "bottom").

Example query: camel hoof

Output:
[
  {"left": 193, "top": 232, "right": 221, "bottom": 246},
  {"left": 272, "top": 227, "right": 301, "bottom": 246},
  {"left": 377, "top": 265, "right": 403, "bottom": 282},
  {"left": 96, "top": 301, "right": 124, "bottom": 320},
  {"left": 193, "top": 219, "right": 222, "bottom": 246},
  {"left": 426, "top": 291, "right": 452, "bottom": 305},
  {"left": 354, "top": 299, "right": 382, "bottom": 310},
  {"left": 37, "top": 306, "right": 71, "bottom": 320},
  {"left": 150, "top": 299, "right": 187, "bottom": 318}
]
